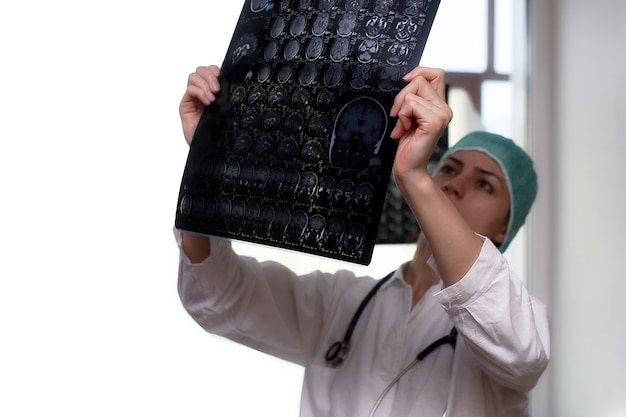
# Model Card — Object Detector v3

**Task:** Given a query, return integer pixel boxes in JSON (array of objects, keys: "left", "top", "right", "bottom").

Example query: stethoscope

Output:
[{"left": 325, "top": 271, "right": 458, "bottom": 417}]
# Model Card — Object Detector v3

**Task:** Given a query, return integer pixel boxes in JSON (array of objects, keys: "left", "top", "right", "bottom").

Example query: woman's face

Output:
[{"left": 432, "top": 150, "right": 510, "bottom": 246}]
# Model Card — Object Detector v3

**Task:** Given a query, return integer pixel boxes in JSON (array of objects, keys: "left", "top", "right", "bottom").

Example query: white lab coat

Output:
[{"left": 176, "top": 230, "right": 550, "bottom": 417}]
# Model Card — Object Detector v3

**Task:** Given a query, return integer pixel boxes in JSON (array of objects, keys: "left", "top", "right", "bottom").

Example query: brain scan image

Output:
[
  {"left": 330, "top": 38, "right": 350, "bottom": 62},
  {"left": 396, "top": 18, "right": 417, "bottom": 41},
  {"left": 337, "top": 14, "right": 358, "bottom": 37},
  {"left": 179, "top": 195, "right": 192, "bottom": 216},
  {"left": 296, "top": 171, "right": 318, "bottom": 201},
  {"left": 238, "top": 162, "right": 255, "bottom": 190},
  {"left": 285, "top": 112, "right": 305, "bottom": 134},
  {"left": 324, "top": 218, "right": 345, "bottom": 250},
  {"left": 224, "top": 161, "right": 241, "bottom": 192},
  {"left": 252, "top": 165, "right": 270, "bottom": 194},
  {"left": 354, "top": 182, "right": 374, "bottom": 207},
  {"left": 277, "top": 64, "right": 293, "bottom": 83},
  {"left": 292, "top": 86, "right": 311, "bottom": 108},
  {"left": 387, "top": 41, "right": 410, "bottom": 66},
  {"left": 270, "top": 207, "right": 291, "bottom": 241},
  {"left": 290, "top": 14, "right": 307, "bottom": 36},
  {"left": 230, "top": 33, "right": 258, "bottom": 66},
  {"left": 284, "top": 39, "right": 301, "bottom": 61},
  {"left": 311, "top": 12, "right": 330, "bottom": 36},
  {"left": 187, "top": 196, "right": 205, "bottom": 220},
  {"left": 255, "top": 135, "right": 276, "bottom": 158},
  {"left": 176, "top": 0, "right": 442, "bottom": 264},
  {"left": 256, "top": 205, "right": 275, "bottom": 238},
  {"left": 211, "top": 160, "right": 227, "bottom": 184},
  {"left": 268, "top": 85, "right": 288, "bottom": 107},
  {"left": 243, "top": 202, "right": 260, "bottom": 236},
  {"left": 317, "top": 175, "right": 336, "bottom": 202},
  {"left": 303, "top": 214, "right": 326, "bottom": 248},
  {"left": 231, "top": 86, "right": 247, "bottom": 106},
  {"left": 257, "top": 65, "right": 272, "bottom": 83},
  {"left": 378, "top": 66, "right": 401, "bottom": 91},
  {"left": 242, "top": 109, "right": 261, "bottom": 130},
  {"left": 233, "top": 133, "right": 253, "bottom": 155},
  {"left": 302, "top": 139, "right": 324, "bottom": 162},
  {"left": 329, "top": 97, "right": 387, "bottom": 171},
  {"left": 374, "top": 0, "right": 396, "bottom": 14},
  {"left": 345, "top": 0, "right": 367, "bottom": 12},
  {"left": 229, "top": 200, "right": 246, "bottom": 232},
  {"left": 267, "top": 167, "right": 285, "bottom": 195},
  {"left": 264, "top": 40, "right": 279, "bottom": 61},
  {"left": 333, "top": 178, "right": 354, "bottom": 208},
  {"left": 215, "top": 198, "right": 233, "bottom": 231},
  {"left": 305, "top": 37, "right": 324, "bottom": 60},
  {"left": 342, "top": 222, "right": 365, "bottom": 255},
  {"left": 277, "top": 136, "right": 299, "bottom": 160},
  {"left": 280, "top": 169, "right": 301, "bottom": 198},
  {"left": 318, "top": 0, "right": 338, "bottom": 11},
  {"left": 270, "top": 16, "right": 286, "bottom": 38},
  {"left": 365, "top": 16, "right": 388, "bottom": 38},
  {"left": 298, "top": 62, "right": 318, "bottom": 86},
  {"left": 279, "top": 0, "right": 291, "bottom": 12},
  {"left": 262, "top": 110, "right": 282, "bottom": 131},
  {"left": 250, "top": 0, "right": 270, "bottom": 12},
  {"left": 324, "top": 62, "right": 343, "bottom": 87},
  {"left": 350, "top": 64, "right": 371, "bottom": 89},
  {"left": 316, "top": 89, "right": 335, "bottom": 108},
  {"left": 248, "top": 86, "right": 266, "bottom": 106},
  {"left": 405, "top": 0, "right": 425, "bottom": 16},
  {"left": 357, "top": 40, "right": 378, "bottom": 64},
  {"left": 286, "top": 210, "right": 308, "bottom": 244},
  {"left": 298, "top": 0, "right": 312, "bottom": 11},
  {"left": 309, "top": 113, "right": 331, "bottom": 136}
]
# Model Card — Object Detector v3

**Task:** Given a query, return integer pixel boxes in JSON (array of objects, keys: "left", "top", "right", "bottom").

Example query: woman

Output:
[{"left": 176, "top": 65, "right": 550, "bottom": 417}]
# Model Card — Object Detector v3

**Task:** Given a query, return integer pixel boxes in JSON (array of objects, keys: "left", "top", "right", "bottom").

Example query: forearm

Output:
[
  {"left": 175, "top": 230, "right": 332, "bottom": 364},
  {"left": 181, "top": 231, "right": 212, "bottom": 263},
  {"left": 434, "top": 239, "right": 550, "bottom": 391},
  {"left": 398, "top": 171, "right": 483, "bottom": 286}
]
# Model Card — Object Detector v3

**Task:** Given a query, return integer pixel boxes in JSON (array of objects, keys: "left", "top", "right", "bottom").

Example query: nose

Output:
[{"left": 442, "top": 177, "right": 464, "bottom": 198}]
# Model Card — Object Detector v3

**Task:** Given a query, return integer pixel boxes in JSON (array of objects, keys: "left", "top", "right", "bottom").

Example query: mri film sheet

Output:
[{"left": 176, "top": 0, "right": 442, "bottom": 265}]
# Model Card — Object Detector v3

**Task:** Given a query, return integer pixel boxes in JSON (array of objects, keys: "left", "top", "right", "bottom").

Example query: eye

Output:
[
  {"left": 437, "top": 164, "right": 456, "bottom": 176},
  {"left": 478, "top": 179, "right": 494, "bottom": 193}
]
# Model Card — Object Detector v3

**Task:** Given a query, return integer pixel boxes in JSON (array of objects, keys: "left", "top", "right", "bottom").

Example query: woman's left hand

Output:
[{"left": 389, "top": 67, "right": 452, "bottom": 188}]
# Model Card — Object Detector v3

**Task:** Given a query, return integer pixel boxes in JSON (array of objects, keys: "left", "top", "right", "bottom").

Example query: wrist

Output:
[{"left": 394, "top": 168, "right": 434, "bottom": 199}]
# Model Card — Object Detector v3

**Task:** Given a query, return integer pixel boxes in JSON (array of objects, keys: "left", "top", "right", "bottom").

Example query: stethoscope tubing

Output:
[
  {"left": 324, "top": 271, "right": 459, "bottom": 416},
  {"left": 368, "top": 327, "right": 458, "bottom": 417},
  {"left": 325, "top": 272, "right": 395, "bottom": 366}
]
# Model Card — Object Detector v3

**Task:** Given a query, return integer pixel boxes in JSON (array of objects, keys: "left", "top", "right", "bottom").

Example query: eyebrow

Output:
[{"left": 447, "top": 156, "right": 505, "bottom": 184}]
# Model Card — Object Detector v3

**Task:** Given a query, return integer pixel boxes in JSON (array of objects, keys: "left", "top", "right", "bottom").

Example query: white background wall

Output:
[
  {"left": 529, "top": 0, "right": 626, "bottom": 416},
  {"left": 0, "top": 2, "right": 303, "bottom": 416},
  {"left": 2, "top": 1, "right": 626, "bottom": 416}
]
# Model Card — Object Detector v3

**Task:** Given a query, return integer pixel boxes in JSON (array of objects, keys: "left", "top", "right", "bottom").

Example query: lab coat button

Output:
[{"left": 380, "top": 371, "right": 393, "bottom": 382}]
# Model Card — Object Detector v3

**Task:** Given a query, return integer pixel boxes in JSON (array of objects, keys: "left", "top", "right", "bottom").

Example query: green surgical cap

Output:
[{"left": 439, "top": 131, "right": 538, "bottom": 253}]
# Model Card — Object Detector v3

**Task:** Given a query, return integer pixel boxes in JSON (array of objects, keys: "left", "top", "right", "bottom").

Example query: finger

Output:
[
  {"left": 390, "top": 94, "right": 427, "bottom": 138},
  {"left": 195, "top": 65, "right": 221, "bottom": 92},
  {"left": 186, "top": 72, "right": 215, "bottom": 105},
  {"left": 391, "top": 90, "right": 451, "bottom": 139},
  {"left": 397, "top": 67, "right": 446, "bottom": 103},
  {"left": 391, "top": 73, "right": 443, "bottom": 118},
  {"left": 403, "top": 66, "right": 445, "bottom": 89}
]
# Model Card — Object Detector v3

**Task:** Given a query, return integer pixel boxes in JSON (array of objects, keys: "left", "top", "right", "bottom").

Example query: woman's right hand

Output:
[{"left": 179, "top": 65, "right": 221, "bottom": 145}]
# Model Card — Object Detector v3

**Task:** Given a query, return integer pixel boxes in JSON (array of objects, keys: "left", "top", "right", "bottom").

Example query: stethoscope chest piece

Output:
[{"left": 325, "top": 341, "right": 350, "bottom": 367}]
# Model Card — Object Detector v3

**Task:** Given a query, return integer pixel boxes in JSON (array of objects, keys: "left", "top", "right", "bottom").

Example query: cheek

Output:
[{"left": 457, "top": 200, "right": 507, "bottom": 237}]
